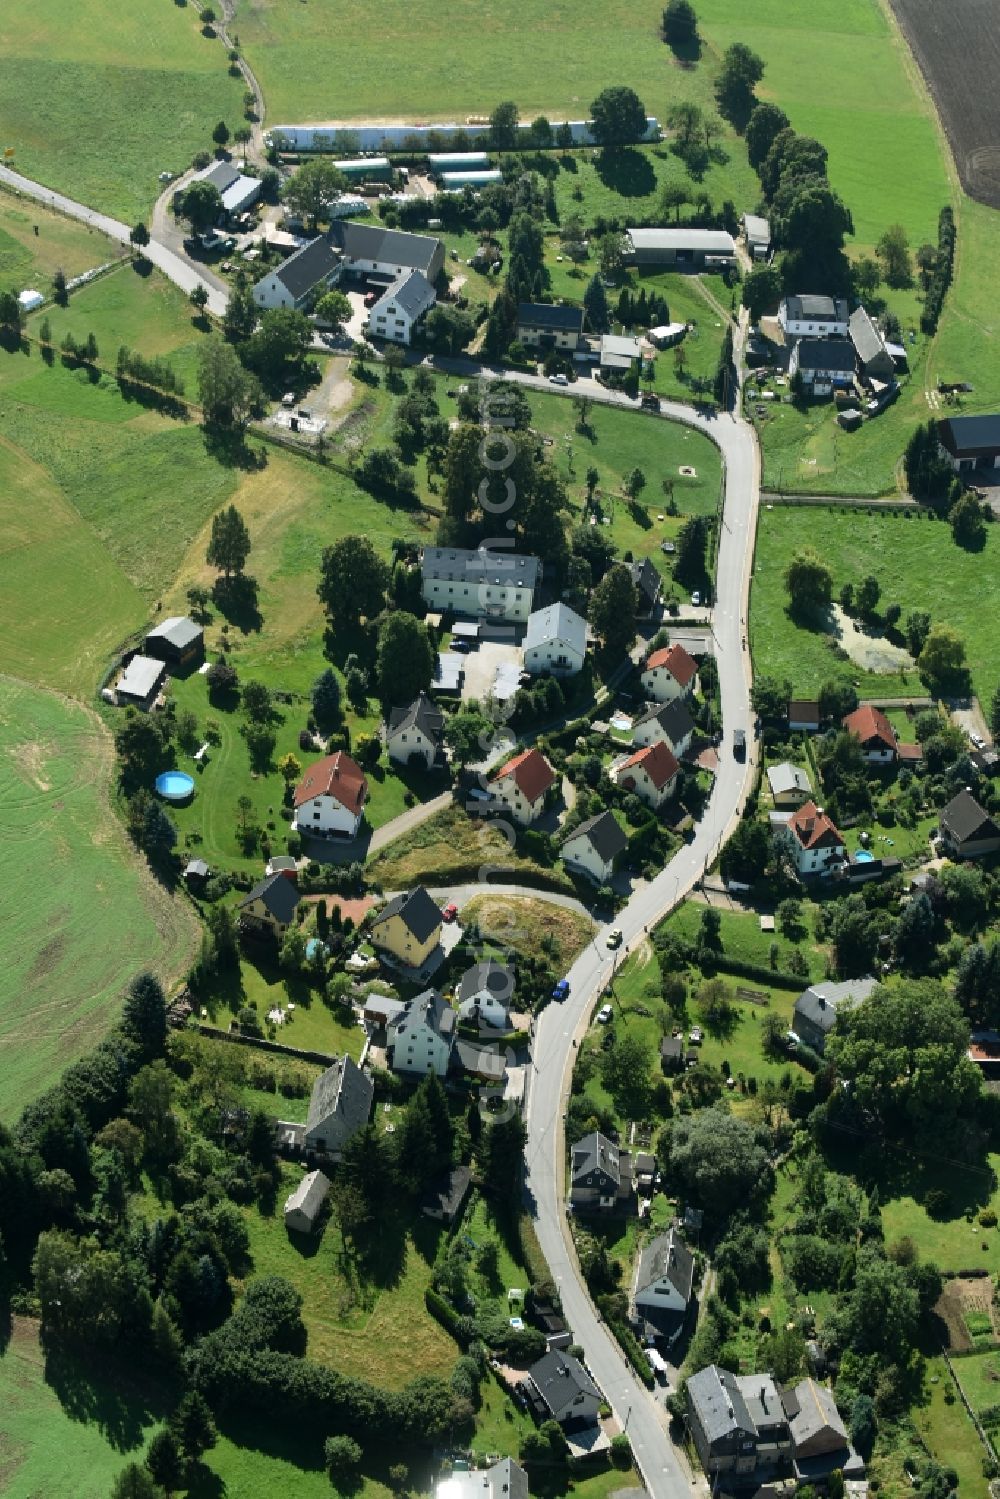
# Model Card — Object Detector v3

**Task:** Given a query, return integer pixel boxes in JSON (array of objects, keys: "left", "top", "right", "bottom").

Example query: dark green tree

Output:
[
  {"left": 375, "top": 612, "right": 434, "bottom": 706},
  {"left": 583, "top": 274, "right": 611, "bottom": 332},
  {"left": 311, "top": 668, "right": 342, "bottom": 728},
  {"left": 588, "top": 563, "right": 637, "bottom": 657},
  {"left": 212, "top": 119, "right": 230, "bottom": 149},
  {"left": 180, "top": 179, "right": 223, "bottom": 234},
  {"left": 169, "top": 1390, "right": 218, "bottom": 1464},
  {"left": 662, "top": 0, "right": 698, "bottom": 47},
  {"left": 741, "top": 265, "right": 781, "bottom": 323},
  {"left": 317, "top": 535, "right": 389, "bottom": 626},
  {"left": 121, "top": 971, "right": 167, "bottom": 1058},
  {"left": 589, "top": 86, "right": 648, "bottom": 150},
  {"left": 281, "top": 159, "right": 348, "bottom": 229},
  {"left": 784, "top": 546, "right": 832, "bottom": 619},
  {"left": 146, "top": 1429, "right": 185, "bottom": 1494},
  {"left": 715, "top": 43, "right": 765, "bottom": 131},
  {"left": 206, "top": 504, "right": 251, "bottom": 579},
  {"left": 110, "top": 1465, "right": 164, "bottom": 1499},
  {"left": 488, "top": 101, "right": 520, "bottom": 150},
  {"left": 745, "top": 102, "right": 790, "bottom": 170}
]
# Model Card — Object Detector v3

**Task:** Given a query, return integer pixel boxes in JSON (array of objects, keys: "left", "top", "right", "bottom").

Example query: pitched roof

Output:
[
  {"left": 601, "top": 333, "right": 642, "bottom": 360},
  {"left": 457, "top": 959, "right": 515, "bottom": 1008},
  {"left": 420, "top": 1164, "right": 471, "bottom": 1219},
  {"left": 374, "top": 886, "right": 442, "bottom": 943},
  {"left": 634, "top": 697, "right": 695, "bottom": 744},
  {"left": 524, "top": 601, "right": 587, "bottom": 656},
  {"left": 795, "top": 337, "right": 856, "bottom": 373},
  {"left": 527, "top": 1350, "right": 601, "bottom": 1421},
  {"left": 293, "top": 751, "right": 367, "bottom": 813},
  {"left": 687, "top": 1364, "right": 755, "bottom": 1444},
  {"left": 626, "top": 556, "right": 663, "bottom": 604},
  {"left": 517, "top": 301, "right": 585, "bottom": 333},
  {"left": 788, "top": 699, "right": 821, "bottom": 725},
  {"left": 453, "top": 1038, "right": 506, "bottom": 1081},
  {"left": 284, "top": 1168, "right": 331, "bottom": 1223},
  {"left": 743, "top": 213, "right": 770, "bottom": 244},
  {"left": 618, "top": 740, "right": 680, "bottom": 790},
  {"left": 636, "top": 1225, "right": 695, "bottom": 1304},
  {"left": 843, "top": 704, "right": 896, "bottom": 750},
  {"left": 789, "top": 1378, "right": 848, "bottom": 1452},
  {"left": 941, "top": 788, "right": 1000, "bottom": 843},
  {"left": 849, "top": 305, "right": 891, "bottom": 367},
  {"left": 627, "top": 227, "right": 736, "bottom": 255},
  {"left": 271, "top": 234, "right": 342, "bottom": 299},
  {"left": 421, "top": 544, "right": 541, "bottom": 590},
  {"left": 491, "top": 747, "right": 556, "bottom": 803},
  {"left": 788, "top": 801, "right": 844, "bottom": 851},
  {"left": 571, "top": 1129, "right": 621, "bottom": 1188},
  {"left": 794, "top": 978, "right": 876, "bottom": 1034},
  {"left": 767, "top": 762, "right": 811, "bottom": 797},
  {"left": 783, "top": 294, "right": 849, "bottom": 322},
  {"left": 389, "top": 987, "right": 456, "bottom": 1043},
  {"left": 387, "top": 691, "right": 444, "bottom": 745},
  {"left": 372, "top": 268, "right": 435, "bottom": 318},
  {"left": 937, "top": 413, "right": 1000, "bottom": 459},
  {"left": 645, "top": 642, "right": 698, "bottom": 686},
  {"left": 117, "top": 655, "right": 166, "bottom": 700},
  {"left": 146, "top": 616, "right": 203, "bottom": 652},
  {"left": 330, "top": 219, "right": 443, "bottom": 275},
  {"left": 306, "top": 1055, "right": 373, "bottom": 1137},
  {"left": 240, "top": 870, "right": 300, "bottom": 923},
  {"left": 562, "top": 810, "right": 627, "bottom": 862}
]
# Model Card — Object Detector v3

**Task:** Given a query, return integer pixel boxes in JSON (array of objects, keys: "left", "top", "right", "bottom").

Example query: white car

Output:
[
  {"left": 691, "top": 590, "right": 701, "bottom": 606},
  {"left": 597, "top": 1004, "right": 614, "bottom": 1024},
  {"left": 688, "top": 1026, "right": 703, "bottom": 1044}
]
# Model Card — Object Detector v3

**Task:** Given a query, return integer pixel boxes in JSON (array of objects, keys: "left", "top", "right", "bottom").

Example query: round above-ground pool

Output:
[
  {"left": 854, "top": 849, "right": 876, "bottom": 863},
  {"left": 155, "top": 770, "right": 195, "bottom": 802}
]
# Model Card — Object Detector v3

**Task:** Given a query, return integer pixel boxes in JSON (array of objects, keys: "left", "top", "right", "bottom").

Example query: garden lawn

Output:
[
  {"left": 0, "top": 0, "right": 246, "bottom": 222},
  {"left": 197, "top": 955, "right": 367, "bottom": 1059},
  {"left": 367, "top": 805, "right": 574, "bottom": 891},
  {"left": 194, "top": 1421, "right": 397, "bottom": 1499},
  {"left": 0, "top": 679, "right": 197, "bottom": 1123},
  {"left": 0, "top": 1318, "right": 165, "bottom": 1499},
  {"left": 879, "top": 1152, "right": 1000, "bottom": 1277},
  {"left": 0, "top": 187, "right": 126, "bottom": 288},
  {"left": 751, "top": 504, "right": 1000, "bottom": 705},
  {"left": 460, "top": 894, "right": 594, "bottom": 972},
  {"left": 940, "top": 1348, "right": 1000, "bottom": 1425},
  {"left": 913, "top": 1358, "right": 990, "bottom": 1499},
  {"left": 661, "top": 899, "right": 827, "bottom": 982}
]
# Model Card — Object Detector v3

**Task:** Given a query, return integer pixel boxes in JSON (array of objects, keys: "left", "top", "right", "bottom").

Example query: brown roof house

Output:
[
  {"left": 773, "top": 801, "right": 846, "bottom": 878},
  {"left": 640, "top": 643, "right": 699, "bottom": 704},
  {"left": 788, "top": 700, "right": 821, "bottom": 732},
  {"left": 489, "top": 748, "right": 556, "bottom": 826},
  {"left": 939, "top": 789, "right": 1000, "bottom": 859},
  {"left": 843, "top": 705, "right": 897, "bottom": 764},
  {"left": 615, "top": 741, "right": 680, "bottom": 810},
  {"left": 292, "top": 751, "right": 368, "bottom": 838}
]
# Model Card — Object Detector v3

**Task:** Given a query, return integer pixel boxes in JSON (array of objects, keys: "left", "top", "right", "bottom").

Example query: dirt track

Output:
[{"left": 887, "top": 0, "right": 1000, "bottom": 208}]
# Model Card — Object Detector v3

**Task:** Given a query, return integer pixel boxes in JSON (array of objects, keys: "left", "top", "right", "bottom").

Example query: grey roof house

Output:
[
  {"left": 457, "top": 959, "right": 514, "bottom": 1029},
  {"left": 848, "top": 306, "right": 895, "bottom": 380},
  {"left": 283, "top": 1168, "right": 331, "bottom": 1233},
  {"left": 625, "top": 556, "right": 663, "bottom": 616},
  {"left": 787, "top": 1378, "right": 861, "bottom": 1481},
  {"left": 145, "top": 615, "right": 204, "bottom": 665},
  {"left": 766, "top": 762, "right": 812, "bottom": 808},
  {"left": 631, "top": 1225, "right": 695, "bottom": 1345},
  {"left": 302, "top": 1055, "right": 373, "bottom": 1157},
  {"left": 561, "top": 810, "right": 628, "bottom": 884},
  {"left": 253, "top": 233, "right": 342, "bottom": 310},
  {"left": 570, "top": 1130, "right": 632, "bottom": 1210},
  {"left": 421, "top": 1163, "right": 472, "bottom": 1224},
  {"left": 686, "top": 1365, "right": 791, "bottom": 1476},
  {"left": 939, "top": 789, "right": 1000, "bottom": 859},
  {"left": 793, "top": 978, "right": 876, "bottom": 1053},
  {"left": 632, "top": 697, "right": 696, "bottom": 756},
  {"left": 525, "top": 1349, "right": 602, "bottom": 1429},
  {"left": 386, "top": 691, "right": 445, "bottom": 768}
]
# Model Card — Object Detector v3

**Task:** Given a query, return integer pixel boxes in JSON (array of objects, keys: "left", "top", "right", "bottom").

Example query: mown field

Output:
[
  {"left": 750, "top": 504, "right": 1000, "bottom": 703},
  {"left": 0, "top": 0, "right": 246, "bottom": 222},
  {"left": 0, "top": 679, "right": 198, "bottom": 1123},
  {"left": 0, "top": 187, "right": 125, "bottom": 289}
]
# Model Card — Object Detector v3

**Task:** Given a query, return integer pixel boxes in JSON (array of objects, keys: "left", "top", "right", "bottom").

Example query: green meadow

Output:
[{"left": 0, "top": 187, "right": 125, "bottom": 289}]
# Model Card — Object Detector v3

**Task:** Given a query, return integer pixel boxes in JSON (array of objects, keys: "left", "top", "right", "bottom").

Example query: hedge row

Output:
[
  {"left": 920, "top": 205, "right": 956, "bottom": 335},
  {"left": 607, "top": 1318, "right": 655, "bottom": 1388}
]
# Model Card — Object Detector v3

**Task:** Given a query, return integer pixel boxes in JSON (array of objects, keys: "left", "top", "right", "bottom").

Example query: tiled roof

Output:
[
  {"left": 645, "top": 642, "right": 698, "bottom": 686},
  {"left": 293, "top": 751, "right": 367, "bottom": 813},
  {"left": 618, "top": 740, "right": 680, "bottom": 790},
  {"left": 843, "top": 704, "right": 895, "bottom": 749},
  {"left": 492, "top": 747, "right": 556, "bottom": 803},
  {"left": 788, "top": 800, "right": 844, "bottom": 851}
]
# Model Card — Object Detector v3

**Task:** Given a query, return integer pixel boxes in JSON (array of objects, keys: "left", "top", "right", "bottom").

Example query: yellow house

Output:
[
  {"left": 238, "top": 871, "right": 300, "bottom": 938},
  {"left": 370, "top": 886, "right": 443, "bottom": 969}
]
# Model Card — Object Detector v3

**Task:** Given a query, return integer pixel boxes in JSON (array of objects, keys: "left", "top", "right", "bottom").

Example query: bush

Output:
[{"left": 980, "top": 1209, "right": 997, "bottom": 1228}]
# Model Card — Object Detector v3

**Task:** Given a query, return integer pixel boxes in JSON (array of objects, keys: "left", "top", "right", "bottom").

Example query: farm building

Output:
[
  {"left": 145, "top": 615, "right": 204, "bottom": 667},
  {"left": 789, "top": 338, "right": 856, "bottom": 397},
  {"left": 428, "top": 151, "right": 491, "bottom": 172},
  {"left": 848, "top": 306, "right": 896, "bottom": 381},
  {"left": 253, "top": 222, "right": 444, "bottom": 311},
  {"left": 283, "top": 1169, "right": 330, "bottom": 1233},
  {"left": 937, "top": 413, "right": 1000, "bottom": 473},
  {"left": 516, "top": 302, "right": 584, "bottom": 350},
  {"left": 624, "top": 227, "right": 736, "bottom": 268},
  {"left": 190, "top": 159, "right": 261, "bottom": 220},
  {"left": 269, "top": 118, "right": 660, "bottom": 153},
  {"left": 367, "top": 269, "right": 436, "bottom": 345},
  {"left": 331, "top": 157, "right": 392, "bottom": 180},
  {"left": 778, "top": 294, "right": 850, "bottom": 341},
  {"left": 440, "top": 170, "right": 503, "bottom": 189},
  {"left": 252, "top": 234, "right": 342, "bottom": 311},
  {"left": 115, "top": 655, "right": 166, "bottom": 709},
  {"left": 742, "top": 213, "right": 771, "bottom": 258},
  {"left": 18, "top": 289, "right": 44, "bottom": 312}
]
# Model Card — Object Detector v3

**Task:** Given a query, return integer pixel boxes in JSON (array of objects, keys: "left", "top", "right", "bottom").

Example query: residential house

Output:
[
  {"left": 253, "top": 221, "right": 445, "bottom": 312},
  {"left": 238, "top": 871, "right": 300, "bottom": 938},
  {"left": 615, "top": 741, "right": 680, "bottom": 810},
  {"left": 370, "top": 886, "right": 443, "bottom": 968},
  {"left": 766, "top": 762, "right": 812, "bottom": 808},
  {"left": 775, "top": 800, "right": 846, "bottom": 877},
  {"left": 183, "top": 858, "right": 210, "bottom": 889},
  {"left": 292, "top": 751, "right": 368, "bottom": 838},
  {"left": 788, "top": 699, "right": 821, "bottom": 732},
  {"left": 116, "top": 655, "right": 166, "bottom": 709},
  {"left": 939, "top": 789, "right": 1000, "bottom": 859},
  {"left": 420, "top": 545, "right": 541, "bottom": 623},
  {"left": 843, "top": 704, "right": 897, "bottom": 763},
  {"left": 631, "top": 1225, "right": 695, "bottom": 1346},
  {"left": 561, "top": 810, "right": 627, "bottom": 885},
  {"left": 252, "top": 233, "right": 343, "bottom": 311},
  {"left": 600, "top": 333, "right": 642, "bottom": 374},
  {"left": 145, "top": 616, "right": 204, "bottom": 668},
  {"left": 742, "top": 214, "right": 771, "bottom": 260},
  {"left": 386, "top": 692, "right": 444, "bottom": 770},
  {"left": 789, "top": 337, "right": 856, "bottom": 397},
  {"left": 386, "top": 988, "right": 456, "bottom": 1076},
  {"left": 489, "top": 748, "right": 556, "bottom": 826},
  {"left": 660, "top": 1035, "right": 684, "bottom": 1074},
  {"left": 525, "top": 1350, "right": 602, "bottom": 1430},
  {"left": 632, "top": 698, "right": 696, "bottom": 758},
  {"left": 421, "top": 1164, "right": 473, "bottom": 1225},
  {"left": 522, "top": 602, "right": 587, "bottom": 677},
  {"left": 436, "top": 1458, "right": 528, "bottom": 1499},
  {"left": 367, "top": 268, "right": 436, "bottom": 345},
  {"left": 640, "top": 642, "right": 699, "bottom": 703},
  {"left": 625, "top": 227, "right": 736, "bottom": 268},
  {"left": 303, "top": 1055, "right": 373, "bottom": 1156},
  {"left": 787, "top": 1379, "right": 859, "bottom": 1482},
  {"left": 848, "top": 306, "right": 896, "bottom": 382},
  {"left": 456, "top": 959, "right": 514, "bottom": 1030},
  {"left": 686, "top": 1365, "right": 791, "bottom": 1477},
  {"left": 793, "top": 978, "right": 876, "bottom": 1053},
  {"left": 190, "top": 159, "right": 262, "bottom": 220},
  {"left": 570, "top": 1130, "right": 632, "bottom": 1211},
  {"left": 517, "top": 302, "right": 584, "bottom": 351},
  {"left": 778, "top": 294, "right": 850, "bottom": 341},
  {"left": 283, "top": 1169, "right": 331, "bottom": 1234},
  {"left": 937, "top": 413, "right": 1000, "bottom": 474},
  {"left": 625, "top": 557, "right": 663, "bottom": 617}
]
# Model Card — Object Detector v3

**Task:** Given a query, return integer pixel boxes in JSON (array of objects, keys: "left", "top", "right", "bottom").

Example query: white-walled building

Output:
[
  {"left": 367, "top": 269, "right": 436, "bottom": 345},
  {"left": 292, "top": 751, "right": 368, "bottom": 837},
  {"left": 387, "top": 989, "right": 456, "bottom": 1076},
  {"left": 253, "top": 221, "right": 444, "bottom": 312},
  {"left": 774, "top": 800, "right": 846, "bottom": 877},
  {"left": 632, "top": 699, "right": 695, "bottom": 758},
  {"left": 456, "top": 960, "right": 514, "bottom": 1030},
  {"left": 640, "top": 642, "right": 699, "bottom": 703},
  {"left": 561, "top": 811, "right": 627, "bottom": 885},
  {"left": 252, "top": 234, "right": 342, "bottom": 310},
  {"left": 283, "top": 1169, "right": 331, "bottom": 1233},
  {"left": 516, "top": 302, "right": 585, "bottom": 351},
  {"left": 523, "top": 602, "right": 587, "bottom": 677},
  {"left": 615, "top": 741, "right": 680, "bottom": 810},
  {"left": 421, "top": 545, "right": 540, "bottom": 623},
  {"left": 842, "top": 705, "right": 897, "bottom": 764},
  {"left": 489, "top": 748, "right": 556, "bottom": 826},
  {"left": 386, "top": 692, "right": 444, "bottom": 769},
  {"left": 778, "top": 294, "right": 850, "bottom": 341}
]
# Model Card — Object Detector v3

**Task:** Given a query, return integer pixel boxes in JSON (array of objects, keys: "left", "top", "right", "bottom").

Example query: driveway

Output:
[{"left": 460, "top": 640, "right": 523, "bottom": 704}]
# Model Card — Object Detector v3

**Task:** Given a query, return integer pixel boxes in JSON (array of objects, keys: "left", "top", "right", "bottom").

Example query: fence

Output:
[
  {"left": 193, "top": 1021, "right": 337, "bottom": 1066},
  {"left": 763, "top": 491, "right": 921, "bottom": 511},
  {"left": 941, "top": 1345, "right": 1000, "bottom": 1467}
]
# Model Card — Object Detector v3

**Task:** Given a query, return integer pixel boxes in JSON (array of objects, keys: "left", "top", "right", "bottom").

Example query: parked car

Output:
[
  {"left": 691, "top": 591, "right": 701, "bottom": 606},
  {"left": 552, "top": 979, "right": 570, "bottom": 1001},
  {"left": 606, "top": 929, "right": 623, "bottom": 949},
  {"left": 688, "top": 1026, "right": 703, "bottom": 1044},
  {"left": 548, "top": 372, "right": 569, "bottom": 386},
  {"left": 641, "top": 392, "right": 660, "bottom": 410},
  {"left": 597, "top": 1003, "right": 614, "bottom": 1024},
  {"left": 441, "top": 902, "right": 459, "bottom": 923},
  {"left": 734, "top": 727, "right": 747, "bottom": 759},
  {"left": 449, "top": 638, "right": 470, "bottom": 653}
]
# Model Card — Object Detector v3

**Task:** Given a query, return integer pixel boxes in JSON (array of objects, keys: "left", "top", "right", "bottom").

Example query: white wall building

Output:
[
  {"left": 421, "top": 545, "right": 540, "bottom": 622},
  {"left": 489, "top": 748, "right": 556, "bottom": 826},
  {"left": 523, "top": 602, "right": 587, "bottom": 677},
  {"left": 640, "top": 643, "right": 698, "bottom": 703},
  {"left": 387, "top": 989, "right": 456, "bottom": 1076},
  {"left": 292, "top": 751, "right": 367, "bottom": 837},
  {"left": 561, "top": 811, "right": 627, "bottom": 885},
  {"left": 367, "top": 269, "right": 436, "bottom": 345},
  {"left": 778, "top": 294, "right": 850, "bottom": 341}
]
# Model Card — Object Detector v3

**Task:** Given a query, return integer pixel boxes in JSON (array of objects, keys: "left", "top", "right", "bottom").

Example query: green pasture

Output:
[
  {"left": 750, "top": 504, "right": 1000, "bottom": 703},
  {"left": 0, "top": 678, "right": 197, "bottom": 1123},
  {"left": 0, "top": 0, "right": 246, "bottom": 222},
  {"left": 878, "top": 1153, "right": 1000, "bottom": 1277},
  {"left": 0, "top": 187, "right": 125, "bottom": 289}
]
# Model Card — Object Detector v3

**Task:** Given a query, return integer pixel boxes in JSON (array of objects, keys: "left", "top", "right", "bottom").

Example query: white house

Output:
[
  {"left": 615, "top": 741, "right": 680, "bottom": 810},
  {"left": 842, "top": 705, "right": 897, "bottom": 764},
  {"left": 302, "top": 1055, "right": 373, "bottom": 1156},
  {"left": 937, "top": 414, "right": 1000, "bottom": 474},
  {"left": 385, "top": 692, "right": 444, "bottom": 769},
  {"left": 632, "top": 698, "right": 695, "bottom": 758},
  {"left": 421, "top": 545, "right": 541, "bottom": 623},
  {"left": 436, "top": 1457, "right": 528, "bottom": 1499},
  {"left": 367, "top": 269, "right": 436, "bottom": 345},
  {"left": 253, "top": 234, "right": 343, "bottom": 311},
  {"left": 561, "top": 811, "right": 627, "bottom": 885},
  {"left": 778, "top": 294, "right": 850, "bottom": 341},
  {"left": 523, "top": 602, "right": 587, "bottom": 677},
  {"left": 774, "top": 800, "right": 846, "bottom": 877},
  {"left": 631, "top": 1225, "right": 695, "bottom": 1346},
  {"left": 387, "top": 988, "right": 456, "bottom": 1076},
  {"left": 640, "top": 642, "right": 698, "bottom": 703},
  {"left": 283, "top": 1169, "right": 331, "bottom": 1234},
  {"left": 489, "top": 748, "right": 556, "bottom": 826},
  {"left": 456, "top": 959, "right": 514, "bottom": 1030},
  {"left": 292, "top": 751, "right": 368, "bottom": 837},
  {"left": 516, "top": 302, "right": 584, "bottom": 351},
  {"left": 789, "top": 338, "right": 856, "bottom": 397},
  {"left": 253, "top": 220, "right": 444, "bottom": 312}
]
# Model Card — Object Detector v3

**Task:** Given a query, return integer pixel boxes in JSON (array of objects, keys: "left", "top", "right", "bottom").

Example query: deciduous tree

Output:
[
  {"left": 206, "top": 503, "right": 252, "bottom": 578},
  {"left": 317, "top": 535, "right": 389, "bottom": 626},
  {"left": 589, "top": 86, "right": 648, "bottom": 150}
]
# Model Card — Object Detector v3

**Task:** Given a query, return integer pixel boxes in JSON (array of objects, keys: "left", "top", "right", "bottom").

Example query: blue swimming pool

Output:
[
  {"left": 854, "top": 849, "right": 875, "bottom": 863},
  {"left": 155, "top": 770, "right": 195, "bottom": 802}
]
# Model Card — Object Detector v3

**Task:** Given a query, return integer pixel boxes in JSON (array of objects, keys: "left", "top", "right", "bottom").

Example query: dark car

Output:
[
  {"left": 734, "top": 727, "right": 747, "bottom": 759},
  {"left": 641, "top": 392, "right": 660, "bottom": 411},
  {"left": 552, "top": 979, "right": 570, "bottom": 1001}
]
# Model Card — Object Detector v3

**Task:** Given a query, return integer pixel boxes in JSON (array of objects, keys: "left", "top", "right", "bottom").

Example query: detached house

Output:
[
  {"left": 561, "top": 811, "right": 627, "bottom": 885},
  {"left": 623, "top": 557, "right": 663, "bottom": 618},
  {"left": 292, "top": 751, "right": 368, "bottom": 838},
  {"left": 436, "top": 1456, "right": 529, "bottom": 1499},
  {"left": 686, "top": 1365, "right": 792, "bottom": 1477},
  {"left": 778, "top": 294, "right": 850, "bottom": 341},
  {"left": 632, "top": 698, "right": 695, "bottom": 758},
  {"left": 640, "top": 642, "right": 699, "bottom": 703},
  {"left": 789, "top": 337, "right": 856, "bottom": 397},
  {"left": 793, "top": 978, "right": 876, "bottom": 1053},
  {"left": 367, "top": 269, "right": 436, "bottom": 345},
  {"left": 766, "top": 762, "right": 812, "bottom": 808},
  {"left": 615, "top": 741, "right": 680, "bottom": 810},
  {"left": 386, "top": 692, "right": 444, "bottom": 769},
  {"left": 489, "top": 748, "right": 556, "bottom": 826},
  {"left": 516, "top": 302, "right": 584, "bottom": 351},
  {"left": 303, "top": 1055, "right": 373, "bottom": 1156},
  {"left": 788, "top": 1378, "right": 863, "bottom": 1483},
  {"left": 939, "top": 789, "right": 1000, "bottom": 859},
  {"left": 849, "top": 305, "right": 896, "bottom": 382},
  {"left": 252, "top": 234, "right": 342, "bottom": 311},
  {"left": 775, "top": 800, "right": 846, "bottom": 877},
  {"left": 523, "top": 602, "right": 587, "bottom": 677},
  {"left": 570, "top": 1130, "right": 632, "bottom": 1211},
  {"left": 457, "top": 959, "right": 514, "bottom": 1030},
  {"left": 387, "top": 988, "right": 456, "bottom": 1076},
  {"left": 238, "top": 871, "right": 300, "bottom": 939},
  {"left": 421, "top": 545, "right": 541, "bottom": 623},
  {"left": 525, "top": 1350, "right": 602, "bottom": 1431},
  {"left": 631, "top": 1225, "right": 695, "bottom": 1347},
  {"left": 370, "top": 886, "right": 443, "bottom": 968},
  {"left": 843, "top": 704, "right": 897, "bottom": 763}
]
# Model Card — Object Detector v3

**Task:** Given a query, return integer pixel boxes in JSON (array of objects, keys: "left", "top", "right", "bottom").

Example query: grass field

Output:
[
  {"left": 198, "top": 956, "right": 368, "bottom": 1058},
  {"left": 0, "top": 187, "right": 126, "bottom": 289},
  {"left": 913, "top": 1357, "right": 990, "bottom": 1499},
  {"left": 460, "top": 894, "right": 594, "bottom": 972},
  {"left": 0, "top": 678, "right": 198, "bottom": 1123},
  {"left": 367, "top": 804, "right": 574, "bottom": 892},
  {"left": 751, "top": 505, "right": 1000, "bottom": 704},
  {"left": 0, "top": 0, "right": 246, "bottom": 222}
]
